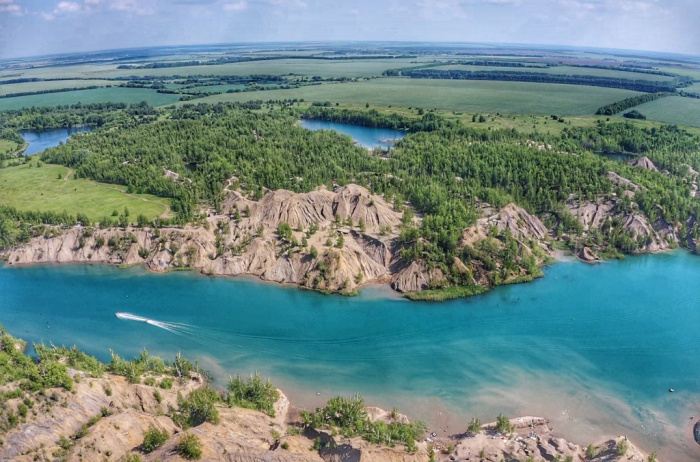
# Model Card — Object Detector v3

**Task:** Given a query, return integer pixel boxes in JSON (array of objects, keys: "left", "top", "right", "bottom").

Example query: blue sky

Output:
[{"left": 0, "top": 0, "right": 698, "bottom": 59}]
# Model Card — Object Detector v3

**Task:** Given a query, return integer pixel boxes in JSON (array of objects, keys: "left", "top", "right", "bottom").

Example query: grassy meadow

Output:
[
  {"left": 617, "top": 95, "right": 700, "bottom": 127},
  {"left": 185, "top": 78, "right": 642, "bottom": 115},
  {"left": 0, "top": 140, "right": 19, "bottom": 156},
  {"left": 0, "top": 87, "right": 181, "bottom": 111},
  {"left": 0, "top": 160, "right": 169, "bottom": 221}
]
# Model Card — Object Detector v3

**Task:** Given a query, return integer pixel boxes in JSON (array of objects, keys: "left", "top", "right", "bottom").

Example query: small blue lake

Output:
[
  {"left": 300, "top": 119, "right": 406, "bottom": 149},
  {"left": 20, "top": 126, "right": 93, "bottom": 156}
]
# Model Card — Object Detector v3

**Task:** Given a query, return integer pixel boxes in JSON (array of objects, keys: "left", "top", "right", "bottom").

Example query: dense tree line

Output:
[
  {"left": 0, "top": 102, "right": 151, "bottom": 130},
  {"left": 382, "top": 68, "right": 678, "bottom": 93},
  {"left": 0, "top": 85, "right": 103, "bottom": 100},
  {"left": 3, "top": 103, "right": 698, "bottom": 292},
  {"left": 303, "top": 106, "right": 449, "bottom": 132},
  {"left": 595, "top": 92, "right": 670, "bottom": 115}
]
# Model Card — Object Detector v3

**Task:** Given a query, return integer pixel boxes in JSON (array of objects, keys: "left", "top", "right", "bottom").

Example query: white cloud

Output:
[
  {"left": 56, "top": 1, "right": 83, "bottom": 13},
  {"left": 0, "top": 0, "right": 22, "bottom": 16},
  {"left": 85, "top": 0, "right": 101, "bottom": 4},
  {"left": 224, "top": 1, "right": 248, "bottom": 11},
  {"left": 108, "top": 0, "right": 155, "bottom": 15}
]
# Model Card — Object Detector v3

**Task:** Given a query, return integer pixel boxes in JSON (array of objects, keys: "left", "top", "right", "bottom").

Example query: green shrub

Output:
[
  {"left": 159, "top": 378, "right": 173, "bottom": 389},
  {"left": 226, "top": 372, "right": 279, "bottom": 417},
  {"left": 142, "top": 425, "right": 169, "bottom": 453},
  {"left": 616, "top": 438, "right": 629, "bottom": 456},
  {"left": 176, "top": 433, "right": 202, "bottom": 460},
  {"left": 174, "top": 388, "right": 220, "bottom": 429},
  {"left": 494, "top": 414, "right": 513, "bottom": 434}
]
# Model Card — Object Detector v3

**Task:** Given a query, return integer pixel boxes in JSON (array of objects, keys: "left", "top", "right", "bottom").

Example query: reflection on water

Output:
[
  {"left": 300, "top": 119, "right": 406, "bottom": 149},
  {"left": 19, "top": 126, "right": 93, "bottom": 156}
]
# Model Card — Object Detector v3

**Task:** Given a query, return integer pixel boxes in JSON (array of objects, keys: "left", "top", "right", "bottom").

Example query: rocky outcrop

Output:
[
  {"left": 628, "top": 156, "right": 659, "bottom": 171},
  {"left": 568, "top": 198, "right": 675, "bottom": 253},
  {"left": 0, "top": 369, "right": 655, "bottom": 462},
  {"left": 579, "top": 246, "right": 600, "bottom": 262},
  {"left": 606, "top": 171, "right": 641, "bottom": 192},
  {"left": 482, "top": 203, "right": 548, "bottom": 241}
]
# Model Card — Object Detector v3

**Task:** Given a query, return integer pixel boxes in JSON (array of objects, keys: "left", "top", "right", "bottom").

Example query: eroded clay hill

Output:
[
  {"left": 5, "top": 185, "right": 550, "bottom": 295},
  {"left": 0, "top": 369, "right": 651, "bottom": 462}
]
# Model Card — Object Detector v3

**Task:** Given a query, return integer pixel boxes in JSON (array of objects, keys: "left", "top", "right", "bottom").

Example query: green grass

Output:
[
  {"left": 404, "top": 285, "right": 488, "bottom": 301},
  {"left": 0, "top": 140, "right": 19, "bottom": 156},
  {"left": 615, "top": 95, "right": 700, "bottom": 127},
  {"left": 682, "top": 83, "right": 700, "bottom": 93},
  {"left": 0, "top": 161, "right": 169, "bottom": 221},
  {"left": 0, "top": 80, "right": 115, "bottom": 96},
  {"left": 0, "top": 87, "right": 181, "bottom": 110},
  {"left": 428, "top": 64, "right": 676, "bottom": 81},
  {"left": 186, "top": 78, "right": 642, "bottom": 116}
]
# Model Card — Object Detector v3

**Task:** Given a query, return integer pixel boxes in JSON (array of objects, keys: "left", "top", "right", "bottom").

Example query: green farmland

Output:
[
  {"left": 0, "top": 79, "right": 115, "bottom": 96},
  {"left": 0, "top": 161, "right": 169, "bottom": 221},
  {"left": 617, "top": 95, "right": 700, "bottom": 127},
  {"left": 183, "top": 78, "right": 642, "bottom": 116},
  {"left": 50, "top": 58, "right": 426, "bottom": 80},
  {"left": 0, "top": 87, "right": 181, "bottom": 111},
  {"left": 428, "top": 64, "right": 677, "bottom": 82}
]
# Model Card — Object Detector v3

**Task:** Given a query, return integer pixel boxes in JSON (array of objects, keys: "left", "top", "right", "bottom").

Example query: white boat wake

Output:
[{"left": 115, "top": 312, "right": 149, "bottom": 322}]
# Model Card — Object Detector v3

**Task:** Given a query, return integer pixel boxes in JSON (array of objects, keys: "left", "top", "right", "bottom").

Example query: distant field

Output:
[
  {"left": 3, "top": 58, "right": 425, "bottom": 81},
  {"left": 427, "top": 64, "right": 676, "bottom": 81},
  {"left": 657, "top": 67, "right": 700, "bottom": 79},
  {"left": 0, "top": 79, "right": 115, "bottom": 96},
  {"left": 185, "top": 78, "right": 642, "bottom": 115},
  {"left": 0, "top": 161, "right": 169, "bottom": 221},
  {"left": 682, "top": 83, "right": 700, "bottom": 93},
  {"left": 0, "top": 87, "right": 181, "bottom": 110},
  {"left": 192, "top": 84, "right": 247, "bottom": 93},
  {"left": 617, "top": 96, "right": 700, "bottom": 127},
  {"left": 103, "top": 58, "right": 423, "bottom": 79}
]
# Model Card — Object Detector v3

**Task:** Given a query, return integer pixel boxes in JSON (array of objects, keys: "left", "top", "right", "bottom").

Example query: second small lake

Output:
[
  {"left": 20, "top": 126, "right": 93, "bottom": 156},
  {"left": 300, "top": 119, "right": 406, "bottom": 149}
]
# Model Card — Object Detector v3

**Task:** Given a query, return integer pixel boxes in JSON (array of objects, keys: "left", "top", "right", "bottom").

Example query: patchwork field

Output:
[
  {"left": 428, "top": 64, "right": 677, "bottom": 81},
  {"left": 617, "top": 95, "right": 700, "bottom": 127},
  {"left": 0, "top": 79, "right": 115, "bottom": 96},
  {"left": 184, "top": 78, "right": 643, "bottom": 115},
  {"left": 0, "top": 87, "right": 181, "bottom": 110},
  {"left": 0, "top": 161, "right": 169, "bottom": 221}
]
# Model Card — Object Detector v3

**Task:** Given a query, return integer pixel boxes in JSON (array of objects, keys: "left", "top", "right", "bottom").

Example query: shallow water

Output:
[
  {"left": 19, "top": 126, "right": 93, "bottom": 156},
  {"left": 0, "top": 252, "right": 698, "bottom": 460},
  {"left": 300, "top": 119, "right": 406, "bottom": 149}
]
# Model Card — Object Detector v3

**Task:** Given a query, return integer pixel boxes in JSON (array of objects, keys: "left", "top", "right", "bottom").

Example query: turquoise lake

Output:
[
  {"left": 0, "top": 252, "right": 699, "bottom": 460},
  {"left": 20, "top": 126, "right": 93, "bottom": 156},
  {"left": 300, "top": 119, "right": 406, "bottom": 149}
]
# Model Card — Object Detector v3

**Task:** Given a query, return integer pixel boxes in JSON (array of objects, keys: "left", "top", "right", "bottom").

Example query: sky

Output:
[{"left": 0, "top": 0, "right": 698, "bottom": 59}]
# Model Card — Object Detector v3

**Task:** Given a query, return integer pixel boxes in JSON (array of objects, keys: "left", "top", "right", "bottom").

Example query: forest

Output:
[
  {"left": 383, "top": 68, "right": 680, "bottom": 93},
  {"left": 1, "top": 101, "right": 699, "bottom": 292}
]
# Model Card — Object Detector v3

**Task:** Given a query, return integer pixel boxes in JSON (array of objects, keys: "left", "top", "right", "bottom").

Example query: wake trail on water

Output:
[{"left": 114, "top": 312, "right": 700, "bottom": 362}]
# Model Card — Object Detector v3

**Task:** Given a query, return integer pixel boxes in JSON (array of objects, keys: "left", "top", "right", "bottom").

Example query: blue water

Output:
[
  {"left": 20, "top": 126, "right": 93, "bottom": 156},
  {"left": 300, "top": 119, "right": 406, "bottom": 149},
  {"left": 0, "top": 253, "right": 699, "bottom": 460}
]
